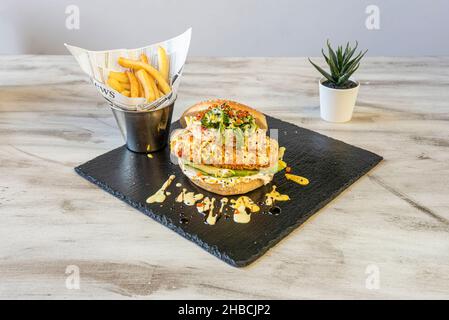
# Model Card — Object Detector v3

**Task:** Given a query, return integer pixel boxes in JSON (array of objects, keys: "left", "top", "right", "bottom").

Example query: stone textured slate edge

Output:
[{"left": 75, "top": 116, "right": 382, "bottom": 267}]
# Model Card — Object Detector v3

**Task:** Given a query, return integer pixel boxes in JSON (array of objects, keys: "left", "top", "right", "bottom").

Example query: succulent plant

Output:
[{"left": 309, "top": 41, "right": 367, "bottom": 88}]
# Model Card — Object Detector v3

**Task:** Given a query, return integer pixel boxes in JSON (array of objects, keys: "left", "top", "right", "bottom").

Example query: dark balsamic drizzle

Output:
[
  {"left": 179, "top": 217, "right": 189, "bottom": 224},
  {"left": 268, "top": 206, "right": 281, "bottom": 216}
]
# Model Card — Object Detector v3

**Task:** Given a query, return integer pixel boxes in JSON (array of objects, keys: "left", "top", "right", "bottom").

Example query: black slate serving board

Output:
[{"left": 75, "top": 116, "right": 382, "bottom": 267}]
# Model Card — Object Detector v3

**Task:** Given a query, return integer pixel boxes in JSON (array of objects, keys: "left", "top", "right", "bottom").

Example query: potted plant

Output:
[{"left": 309, "top": 41, "right": 367, "bottom": 122}]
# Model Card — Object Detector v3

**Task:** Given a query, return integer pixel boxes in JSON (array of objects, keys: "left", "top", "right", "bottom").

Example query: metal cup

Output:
[{"left": 110, "top": 96, "right": 175, "bottom": 153}]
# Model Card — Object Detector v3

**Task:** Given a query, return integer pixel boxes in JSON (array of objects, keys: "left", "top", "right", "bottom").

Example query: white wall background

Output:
[{"left": 0, "top": 0, "right": 448, "bottom": 56}]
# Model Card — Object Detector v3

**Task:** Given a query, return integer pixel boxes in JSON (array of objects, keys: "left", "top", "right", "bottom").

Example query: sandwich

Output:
[{"left": 170, "top": 99, "right": 284, "bottom": 195}]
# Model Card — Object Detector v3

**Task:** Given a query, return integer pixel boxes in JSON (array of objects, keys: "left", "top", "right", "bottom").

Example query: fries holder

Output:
[
  {"left": 65, "top": 29, "right": 191, "bottom": 153},
  {"left": 110, "top": 95, "right": 176, "bottom": 153}
]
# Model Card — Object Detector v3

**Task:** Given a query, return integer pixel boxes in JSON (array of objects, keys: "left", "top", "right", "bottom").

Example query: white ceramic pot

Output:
[{"left": 319, "top": 77, "right": 360, "bottom": 123}]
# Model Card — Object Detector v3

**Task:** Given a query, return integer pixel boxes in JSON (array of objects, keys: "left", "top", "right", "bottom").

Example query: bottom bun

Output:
[{"left": 188, "top": 177, "right": 266, "bottom": 196}]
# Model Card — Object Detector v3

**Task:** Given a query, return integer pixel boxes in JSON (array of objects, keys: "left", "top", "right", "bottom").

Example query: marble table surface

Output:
[{"left": 1, "top": 56, "right": 448, "bottom": 299}]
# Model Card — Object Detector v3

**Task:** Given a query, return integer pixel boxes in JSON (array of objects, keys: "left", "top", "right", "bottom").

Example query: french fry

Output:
[
  {"left": 140, "top": 54, "right": 161, "bottom": 99},
  {"left": 145, "top": 70, "right": 159, "bottom": 100},
  {"left": 109, "top": 71, "right": 129, "bottom": 83},
  {"left": 135, "top": 69, "right": 157, "bottom": 102},
  {"left": 121, "top": 82, "right": 130, "bottom": 90},
  {"left": 126, "top": 71, "right": 139, "bottom": 98},
  {"left": 140, "top": 53, "right": 152, "bottom": 99},
  {"left": 118, "top": 57, "right": 171, "bottom": 95},
  {"left": 151, "top": 79, "right": 160, "bottom": 99},
  {"left": 140, "top": 54, "right": 149, "bottom": 64},
  {"left": 137, "top": 77, "right": 144, "bottom": 97},
  {"left": 121, "top": 90, "right": 130, "bottom": 97},
  {"left": 107, "top": 78, "right": 125, "bottom": 92},
  {"left": 157, "top": 46, "right": 169, "bottom": 84}
]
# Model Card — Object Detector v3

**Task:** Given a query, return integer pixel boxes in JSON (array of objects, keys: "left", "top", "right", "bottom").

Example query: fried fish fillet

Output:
[{"left": 171, "top": 129, "right": 278, "bottom": 170}]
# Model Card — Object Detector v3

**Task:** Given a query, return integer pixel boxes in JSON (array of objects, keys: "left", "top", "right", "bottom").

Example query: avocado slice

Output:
[
  {"left": 185, "top": 162, "right": 258, "bottom": 178},
  {"left": 186, "top": 163, "right": 235, "bottom": 178},
  {"left": 232, "top": 168, "right": 258, "bottom": 177}
]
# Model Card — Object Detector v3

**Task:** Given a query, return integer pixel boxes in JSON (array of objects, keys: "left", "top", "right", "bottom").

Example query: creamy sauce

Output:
[
  {"left": 146, "top": 174, "right": 289, "bottom": 226},
  {"left": 205, "top": 198, "right": 217, "bottom": 225},
  {"left": 176, "top": 188, "right": 204, "bottom": 206},
  {"left": 285, "top": 173, "right": 309, "bottom": 186},
  {"left": 175, "top": 183, "right": 182, "bottom": 188},
  {"left": 233, "top": 206, "right": 251, "bottom": 224},
  {"left": 219, "top": 198, "right": 228, "bottom": 214},
  {"left": 175, "top": 189, "right": 186, "bottom": 203},
  {"left": 231, "top": 196, "right": 260, "bottom": 224},
  {"left": 195, "top": 197, "right": 218, "bottom": 225},
  {"left": 196, "top": 196, "right": 209, "bottom": 214},
  {"left": 265, "top": 185, "right": 290, "bottom": 206},
  {"left": 146, "top": 175, "right": 176, "bottom": 204}
]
